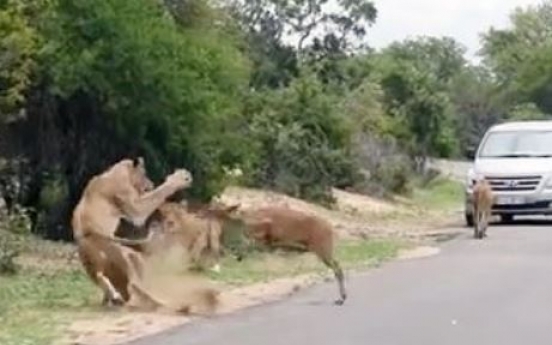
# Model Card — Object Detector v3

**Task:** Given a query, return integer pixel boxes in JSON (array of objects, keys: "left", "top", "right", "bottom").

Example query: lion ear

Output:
[{"left": 133, "top": 156, "right": 145, "bottom": 168}]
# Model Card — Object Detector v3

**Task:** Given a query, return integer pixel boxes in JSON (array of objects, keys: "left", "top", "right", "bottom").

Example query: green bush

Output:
[
  {"left": 0, "top": 232, "right": 21, "bottom": 275},
  {"left": 244, "top": 72, "right": 359, "bottom": 205},
  {"left": 351, "top": 133, "right": 414, "bottom": 196},
  {"left": 0, "top": 0, "right": 40, "bottom": 118},
  {"left": 41, "top": 0, "right": 250, "bottom": 199},
  {"left": 0, "top": 0, "right": 254, "bottom": 240},
  {"left": 373, "top": 156, "right": 413, "bottom": 195},
  {"left": 35, "top": 172, "right": 70, "bottom": 239},
  {"left": 0, "top": 205, "right": 32, "bottom": 275}
]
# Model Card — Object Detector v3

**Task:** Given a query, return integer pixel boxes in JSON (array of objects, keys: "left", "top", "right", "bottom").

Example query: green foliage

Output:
[
  {"left": 0, "top": 267, "right": 96, "bottom": 344},
  {"left": 508, "top": 102, "right": 548, "bottom": 120},
  {"left": 481, "top": 1, "right": 552, "bottom": 115},
  {"left": 339, "top": 80, "right": 391, "bottom": 134},
  {"left": 229, "top": 0, "right": 377, "bottom": 54},
  {"left": 513, "top": 44, "right": 552, "bottom": 114},
  {"left": 372, "top": 155, "right": 413, "bottom": 195},
  {"left": 34, "top": 171, "right": 69, "bottom": 237},
  {"left": 385, "top": 36, "right": 467, "bottom": 84},
  {"left": 208, "top": 238, "right": 401, "bottom": 285},
  {"left": 38, "top": 172, "right": 68, "bottom": 210},
  {"left": 39, "top": 0, "right": 250, "bottom": 200},
  {"left": 0, "top": 0, "right": 41, "bottom": 118},
  {"left": 375, "top": 53, "right": 458, "bottom": 159},
  {"left": 448, "top": 66, "right": 505, "bottom": 152},
  {"left": 481, "top": 3, "right": 552, "bottom": 84},
  {"left": 411, "top": 176, "right": 463, "bottom": 211},
  {"left": 0, "top": 232, "right": 20, "bottom": 275},
  {"left": 245, "top": 71, "right": 358, "bottom": 204},
  {"left": 0, "top": 205, "right": 32, "bottom": 275},
  {"left": 5, "top": 204, "right": 32, "bottom": 236}
]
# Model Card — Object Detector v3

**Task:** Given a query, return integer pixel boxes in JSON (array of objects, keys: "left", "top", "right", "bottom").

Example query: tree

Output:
[
  {"left": 0, "top": 0, "right": 252, "bottom": 239},
  {"left": 0, "top": 0, "right": 42, "bottom": 120},
  {"left": 448, "top": 66, "right": 506, "bottom": 153},
  {"left": 230, "top": 0, "right": 376, "bottom": 54},
  {"left": 481, "top": 2, "right": 552, "bottom": 83},
  {"left": 481, "top": 1, "right": 552, "bottom": 113},
  {"left": 384, "top": 36, "right": 467, "bottom": 87},
  {"left": 374, "top": 38, "right": 464, "bottom": 163},
  {"left": 508, "top": 102, "right": 548, "bottom": 120},
  {"left": 244, "top": 70, "right": 358, "bottom": 204},
  {"left": 227, "top": 0, "right": 377, "bottom": 88}
]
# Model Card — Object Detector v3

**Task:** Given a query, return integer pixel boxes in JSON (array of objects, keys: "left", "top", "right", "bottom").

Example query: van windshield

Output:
[{"left": 478, "top": 130, "right": 552, "bottom": 158}]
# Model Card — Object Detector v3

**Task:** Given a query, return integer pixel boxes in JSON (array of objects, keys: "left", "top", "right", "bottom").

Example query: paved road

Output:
[{"left": 128, "top": 221, "right": 552, "bottom": 345}]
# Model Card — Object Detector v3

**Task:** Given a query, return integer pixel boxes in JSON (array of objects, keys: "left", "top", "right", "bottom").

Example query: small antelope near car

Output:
[{"left": 472, "top": 177, "right": 495, "bottom": 239}]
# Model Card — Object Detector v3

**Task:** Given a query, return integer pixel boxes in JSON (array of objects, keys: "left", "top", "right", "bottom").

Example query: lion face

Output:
[{"left": 129, "top": 157, "right": 154, "bottom": 194}]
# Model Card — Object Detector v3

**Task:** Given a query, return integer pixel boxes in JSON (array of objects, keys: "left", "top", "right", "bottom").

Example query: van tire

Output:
[{"left": 465, "top": 213, "right": 474, "bottom": 227}]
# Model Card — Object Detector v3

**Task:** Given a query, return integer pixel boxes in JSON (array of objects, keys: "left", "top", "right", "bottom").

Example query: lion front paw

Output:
[{"left": 166, "top": 169, "right": 193, "bottom": 189}]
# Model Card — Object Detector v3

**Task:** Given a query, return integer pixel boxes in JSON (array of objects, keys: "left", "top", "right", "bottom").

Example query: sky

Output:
[{"left": 367, "top": 0, "right": 543, "bottom": 63}]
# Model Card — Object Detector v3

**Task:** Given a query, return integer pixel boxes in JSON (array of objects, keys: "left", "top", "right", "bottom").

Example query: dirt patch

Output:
[
  {"left": 65, "top": 244, "right": 440, "bottom": 345},
  {"left": 63, "top": 241, "right": 323, "bottom": 345},
  {"left": 64, "top": 274, "right": 320, "bottom": 345},
  {"left": 397, "top": 246, "right": 441, "bottom": 260},
  {"left": 332, "top": 188, "right": 397, "bottom": 215},
  {"left": 64, "top": 311, "right": 189, "bottom": 345},
  {"left": 218, "top": 186, "right": 398, "bottom": 221}
]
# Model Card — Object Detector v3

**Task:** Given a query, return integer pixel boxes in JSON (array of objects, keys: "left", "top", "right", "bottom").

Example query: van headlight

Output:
[{"left": 545, "top": 175, "right": 552, "bottom": 189}]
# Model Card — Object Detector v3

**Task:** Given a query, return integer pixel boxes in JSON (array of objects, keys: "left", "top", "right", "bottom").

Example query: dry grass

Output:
[{"left": 206, "top": 239, "right": 403, "bottom": 285}]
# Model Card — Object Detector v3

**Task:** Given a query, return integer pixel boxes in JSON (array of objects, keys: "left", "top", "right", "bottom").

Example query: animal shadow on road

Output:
[{"left": 490, "top": 217, "right": 552, "bottom": 227}]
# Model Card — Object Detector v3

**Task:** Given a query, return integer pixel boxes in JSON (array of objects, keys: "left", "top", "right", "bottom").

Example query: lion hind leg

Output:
[
  {"left": 472, "top": 203, "right": 478, "bottom": 239},
  {"left": 482, "top": 206, "right": 491, "bottom": 238},
  {"left": 477, "top": 210, "right": 484, "bottom": 239}
]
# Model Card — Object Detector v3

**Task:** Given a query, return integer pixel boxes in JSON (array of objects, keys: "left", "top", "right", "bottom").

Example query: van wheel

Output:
[
  {"left": 500, "top": 214, "right": 514, "bottom": 223},
  {"left": 465, "top": 213, "right": 474, "bottom": 227}
]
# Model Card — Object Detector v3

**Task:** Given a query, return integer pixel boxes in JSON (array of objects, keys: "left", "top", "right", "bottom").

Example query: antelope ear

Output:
[{"left": 225, "top": 203, "right": 241, "bottom": 214}]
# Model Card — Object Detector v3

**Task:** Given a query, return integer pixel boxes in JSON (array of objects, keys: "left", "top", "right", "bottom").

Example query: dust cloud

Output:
[{"left": 129, "top": 242, "right": 221, "bottom": 315}]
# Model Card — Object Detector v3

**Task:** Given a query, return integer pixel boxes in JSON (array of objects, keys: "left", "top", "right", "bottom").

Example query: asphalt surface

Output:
[{"left": 127, "top": 220, "right": 552, "bottom": 345}]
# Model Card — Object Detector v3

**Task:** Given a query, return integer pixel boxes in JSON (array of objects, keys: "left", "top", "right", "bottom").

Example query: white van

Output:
[{"left": 465, "top": 120, "right": 552, "bottom": 226}]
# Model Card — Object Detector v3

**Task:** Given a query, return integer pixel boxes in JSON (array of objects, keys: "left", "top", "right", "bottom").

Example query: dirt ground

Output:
[
  {"left": 60, "top": 186, "right": 458, "bottom": 345},
  {"left": 64, "top": 246, "right": 441, "bottom": 345},
  {"left": 65, "top": 274, "right": 321, "bottom": 345}
]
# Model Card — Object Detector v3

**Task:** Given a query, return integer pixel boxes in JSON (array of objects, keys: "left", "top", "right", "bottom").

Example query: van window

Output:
[{"left": 479, "top": 130, "right": 552, "bottom": 158}]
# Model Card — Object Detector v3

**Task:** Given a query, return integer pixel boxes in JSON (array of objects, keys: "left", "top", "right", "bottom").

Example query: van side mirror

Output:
[{"left": 466, "top": 147, "right": 476, "bottom": 160}]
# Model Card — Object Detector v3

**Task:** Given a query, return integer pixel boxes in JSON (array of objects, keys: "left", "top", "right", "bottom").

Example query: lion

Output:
[
  {"left": 156, "top": 202, "right": 223, "bottom": 272},
  {"left": 71, "top": 157, "right": 193, "bottom": 309},
  {"left": 472, "top": 177, "right": 495, "bottom": 239},
  {"left": 124, "top": 202, "right": 224, "bottom": 273},
  {"left": 209, "top": 204, "right": 347, "bottom": 305}
]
